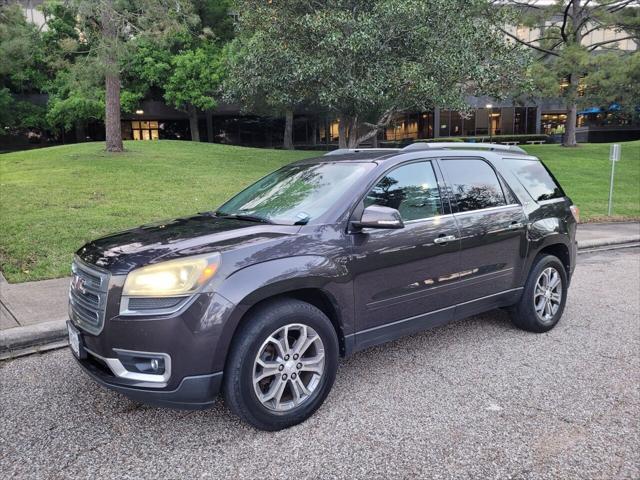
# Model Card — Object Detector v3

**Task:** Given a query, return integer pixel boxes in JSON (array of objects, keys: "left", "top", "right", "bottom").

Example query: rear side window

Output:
[
  {"left": 508, "top": 159, "right": 564, "bottom": 202},
  {"left": 364, "top": 161, "right": 443, "bottom": 221},
  {"left": 440, "top": 159, "right": 506, "bottom": 212}
]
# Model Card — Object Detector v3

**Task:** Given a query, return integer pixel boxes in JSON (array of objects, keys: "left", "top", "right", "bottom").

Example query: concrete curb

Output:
[
  {"left": 0, "top": 319, "right": 67, "bottom": 360},
  {"left": 577, "top": 236, "right": 640, "bottom": 250},
  {"left": 0, "top": 236, "right": 638, "bottom": 361}
]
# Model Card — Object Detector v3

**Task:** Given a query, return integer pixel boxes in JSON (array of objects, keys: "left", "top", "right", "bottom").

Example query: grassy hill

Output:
[{"left": 1, "top": 139, "right": 638, "bottom": 282}]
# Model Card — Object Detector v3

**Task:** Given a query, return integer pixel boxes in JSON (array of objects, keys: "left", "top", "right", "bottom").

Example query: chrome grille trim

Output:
[{"left": 69, "top": 258, "right": 110, "bottom": 335}]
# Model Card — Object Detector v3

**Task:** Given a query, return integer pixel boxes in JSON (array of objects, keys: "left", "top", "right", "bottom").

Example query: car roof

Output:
[
  {"left": 292, "top": 150, "right": 399, "bottom": 164},
  {"left": 292, "top": 144, "right": 536, "bottom": 166}
]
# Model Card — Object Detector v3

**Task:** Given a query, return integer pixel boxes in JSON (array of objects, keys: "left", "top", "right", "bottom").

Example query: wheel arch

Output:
[
  {"left": 537, "top": 243, "right": 571, "bottom": 277},
  {"left": 211, "top": 256, "right": 353, "bottom": 373},
  {"left": 234, "top": 288, "right": 346, "bottom": 354},
  {"left": 522, "top": 235, "right": 574, "bottom": 286}
]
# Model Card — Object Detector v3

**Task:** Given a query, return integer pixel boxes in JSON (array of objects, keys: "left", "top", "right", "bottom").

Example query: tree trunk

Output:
[
  {"left": 371, "top": 132, "right": 379, "bottom": 148},
  {"left": 283, "top": 109, "right": 294, "bottom": 149},
  {"left": 338, "top": 115, "right": 348, "bottom": 148},
  {"left": 188, "top": 104, "right": 200, "bottom": 142},
  {"left": 347, "top": 116, "right": 360, "bottom": 148},
  {"left": 563, "top": 1, "right": 581, "bottom": 148},
  {"left": 102, "top": 4, "right": 123, "bottom": 152},
  {"left": 564, "top": 100, "right": 578, "bottom": 147}
]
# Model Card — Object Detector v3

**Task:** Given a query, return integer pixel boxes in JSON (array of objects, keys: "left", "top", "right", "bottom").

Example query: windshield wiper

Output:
[{"left": 214, "top": 211, "right": 274, "bottom": 224}]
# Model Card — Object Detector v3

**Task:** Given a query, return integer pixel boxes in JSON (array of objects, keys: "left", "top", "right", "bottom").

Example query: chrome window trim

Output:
[
  {"left": 538, "top": 197, "right": 566, "bottom": 206},
  {"left": 362, "top": 213, "right": 455, "bottom": 231},
  {"left": 403, "top": 213, "right": 455, "bottom": 225},
  {"left": 452, "top": 203, "right": 522, "bottom": 217},
  {"left": 85, "top": 347, "right": 171, "bottom": 387}
]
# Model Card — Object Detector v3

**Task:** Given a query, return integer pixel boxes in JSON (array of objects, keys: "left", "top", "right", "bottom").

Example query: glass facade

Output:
[
  {"left": 379, "top": 106, "right": 539, "bottom": 141},
  {"left": 541, "top": 113, "right": 567, "bottom": 135}
]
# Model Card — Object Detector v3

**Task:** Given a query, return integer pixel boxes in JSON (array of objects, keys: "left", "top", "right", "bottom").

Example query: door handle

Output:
[
  {"left": 508, "top": 222, "right": 524, "bottom": 230},
  {"left": 434, "top": 235, "right": 457, "bottom": 244}
]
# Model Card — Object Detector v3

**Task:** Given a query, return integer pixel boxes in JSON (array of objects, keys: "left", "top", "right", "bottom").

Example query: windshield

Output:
[{"left": 217, "top": 162, "right": 373, "bottom": 225}]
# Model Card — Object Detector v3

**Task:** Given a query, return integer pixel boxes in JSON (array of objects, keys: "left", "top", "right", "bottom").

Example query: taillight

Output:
[{"left": 570, "top": 205, "right": 580, "bottom": 224}]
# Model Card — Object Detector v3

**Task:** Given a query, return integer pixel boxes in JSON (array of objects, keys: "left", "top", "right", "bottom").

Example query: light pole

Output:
[{"left": 486, "top": 103, "right": 493, "bottom": 143}]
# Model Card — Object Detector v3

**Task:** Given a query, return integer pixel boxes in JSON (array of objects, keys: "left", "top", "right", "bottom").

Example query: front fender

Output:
[{"left": 210, "top": 255, "right": 352, "bottom": 371}]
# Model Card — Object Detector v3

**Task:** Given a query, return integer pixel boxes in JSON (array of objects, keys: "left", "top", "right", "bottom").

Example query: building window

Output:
[
  {"left": 439, "top": 110, "right": 451, "bottom": 137},
  {"left": 404, "top": 114, "right": 419, "bottom": 139},
  {"left": 489, "top": 109, "right": 501, "bottom": 136},
  {"left": 450, "top": 111, "right": 463, "bottom": 136},
  {"left": 132, "top": 121, "right": 159, "bottom": 140},
  {"left": 462, "top": 112, "right": 476, "bottom": 136},
  {"left": 541, "top": 113, "right": 567, "bottom": 135},
  {"left": 526, "top": 107, "right": 538, "bottom": 134},
  {"left": 419, "top": 112, "right": 433, "bottom": 139},
  {"left": 514, "top": 107, "right": 526, "bottom": 134},
  {"left": 476, "top": 108, "right": 489, "bottom": 136}
]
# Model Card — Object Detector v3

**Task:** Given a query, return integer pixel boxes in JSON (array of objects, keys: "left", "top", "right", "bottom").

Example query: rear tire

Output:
[
  {"left": 223, "top": 298, "right": 339, "bottom": 431},
  {"left": 509, "top": 254, "right": 568, "bottom": 333}
]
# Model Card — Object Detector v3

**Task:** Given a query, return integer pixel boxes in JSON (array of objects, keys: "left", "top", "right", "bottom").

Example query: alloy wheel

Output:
[
  {"left": 253, "top": 323, "right": 325, "bottom": 412},
  {"left": 533, "top": 266, "right": 563, "bottom": 324}
]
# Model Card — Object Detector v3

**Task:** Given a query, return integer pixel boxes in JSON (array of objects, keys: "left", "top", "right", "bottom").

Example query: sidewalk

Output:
[{"left": 1, "top": 222, "right": 639, "bottom": 358}]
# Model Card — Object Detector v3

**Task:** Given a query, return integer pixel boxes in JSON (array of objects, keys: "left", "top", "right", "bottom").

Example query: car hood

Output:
[{"left": 76, "top": 214, "right": 300, "bottom": 274}]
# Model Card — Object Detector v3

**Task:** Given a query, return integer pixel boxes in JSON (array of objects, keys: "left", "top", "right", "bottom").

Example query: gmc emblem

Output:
[{"left": 71, "top": 275, "right": 87, "bottom": 295}]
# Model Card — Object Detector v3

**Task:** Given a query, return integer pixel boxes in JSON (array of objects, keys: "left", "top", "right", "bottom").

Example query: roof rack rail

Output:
[
  {"left": 401, "top": 142, "right": 527, "bottom": 154},
  {"left": 323, "top": 148, "right": 400, "bottom": 156}
]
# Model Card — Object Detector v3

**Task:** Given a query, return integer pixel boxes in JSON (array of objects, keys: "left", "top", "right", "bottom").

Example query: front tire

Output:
[
  {"left": 223, "top": 299, "right": 339, "bottom": 431},
  {"left": 510, "top": 254, "right": 568, "bottom": 333}
]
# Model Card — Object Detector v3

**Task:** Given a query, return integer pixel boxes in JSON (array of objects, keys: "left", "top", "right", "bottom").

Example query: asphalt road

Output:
[{"left": 1, "top": 248, "right": 639, "bottom": 479}]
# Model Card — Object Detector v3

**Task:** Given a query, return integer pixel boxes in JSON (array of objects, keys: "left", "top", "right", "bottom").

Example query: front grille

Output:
[{"left": 69, "top": 258, "right": 110, "bottom": 335}]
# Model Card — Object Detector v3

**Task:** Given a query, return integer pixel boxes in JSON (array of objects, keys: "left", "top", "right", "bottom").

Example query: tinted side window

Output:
[
  {"left": 508, "top": 159, "right": 564, "bottom": 201},
  {"left": 441, "top": 159, "right": 506, "bottom": 212},
  {"left": 364, "top": 161, "right": 443, "bottom": 221}
]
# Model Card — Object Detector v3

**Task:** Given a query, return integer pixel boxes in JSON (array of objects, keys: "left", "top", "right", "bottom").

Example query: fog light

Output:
[
  {"left": 133, "top": 357, "right": 164, "bottom": 374},
  {"left": 117, "top": 352, "right": 166, "bottom": 375}
]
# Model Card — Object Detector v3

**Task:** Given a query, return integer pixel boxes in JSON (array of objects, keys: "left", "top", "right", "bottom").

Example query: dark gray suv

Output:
[{"left": 67, "top": 142, "right": 578, "bottom": 430}]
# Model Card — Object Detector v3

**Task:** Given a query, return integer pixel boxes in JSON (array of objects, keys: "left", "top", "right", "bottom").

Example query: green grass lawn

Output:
[
  {"left": 0, "top": 141, "right": 318, "bottom": 283},
  {"left": 1, "top": 139, "right": 638, "bottom": 283},
  {"left": 524, "top": 141, "right": 639, "bottom": 222}
]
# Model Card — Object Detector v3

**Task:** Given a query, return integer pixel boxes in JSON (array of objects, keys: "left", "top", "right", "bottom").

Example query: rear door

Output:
[
  {"left": 438, "top": 157, "right": 527, "bottom": 309},
  {"left": 350, "top": 160, "right": 461, "bottom": 348}
]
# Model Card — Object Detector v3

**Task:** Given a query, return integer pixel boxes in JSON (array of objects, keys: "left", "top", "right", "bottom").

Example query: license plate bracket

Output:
[{"left": 67, "top": 322, "right": 86, "bottom": 359}]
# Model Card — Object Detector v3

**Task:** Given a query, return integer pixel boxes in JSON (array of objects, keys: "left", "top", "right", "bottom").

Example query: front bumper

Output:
[
  {"left": 68, "top": 290, "right": 236, "bottom": 409},
  {"left": 73, "top": 349, "right": 222, "bottom": 409}
]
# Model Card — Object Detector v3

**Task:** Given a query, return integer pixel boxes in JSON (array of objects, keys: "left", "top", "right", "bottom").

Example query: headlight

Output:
[{"left": 122, "top": 253, "right": 221, "bottom": 297}]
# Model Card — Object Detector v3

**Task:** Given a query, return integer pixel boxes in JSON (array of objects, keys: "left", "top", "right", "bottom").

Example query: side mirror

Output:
[{"left": 352, "top": 205, "right": 404, "bottom": 230}]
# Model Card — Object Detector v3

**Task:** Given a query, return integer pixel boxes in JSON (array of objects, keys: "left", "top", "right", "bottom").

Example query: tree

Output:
[
  {"left": 164, "top": 44, "right": 225, "bottom": 141},
  {"left": 228, "top": 0, "right": 529, "bottom": 149},
  {"left": 0, "top": 3, "right": 48, "bottom": 135},
  {"left": 497, "top": 0, "right": 640, "bottom": 147},
  {"left": 46, "top": 68, "right": 104, "bottom": 134},
  {"left": 126, "top": 1, "right": 232, "bottom": 143},
  {"left": 70, "top": 0, "right": 197, "bottom": 152},
  {"left": 224, "top": 32, "right": 311, "bottom": 149}
]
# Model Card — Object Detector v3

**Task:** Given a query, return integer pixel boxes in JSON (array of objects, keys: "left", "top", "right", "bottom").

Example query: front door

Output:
[
  {"left": 438, "top": 157, "right": 528, "bottom": 312},
  {"left": 350, "top": 160, "right": 461, "bottom": 349}
]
